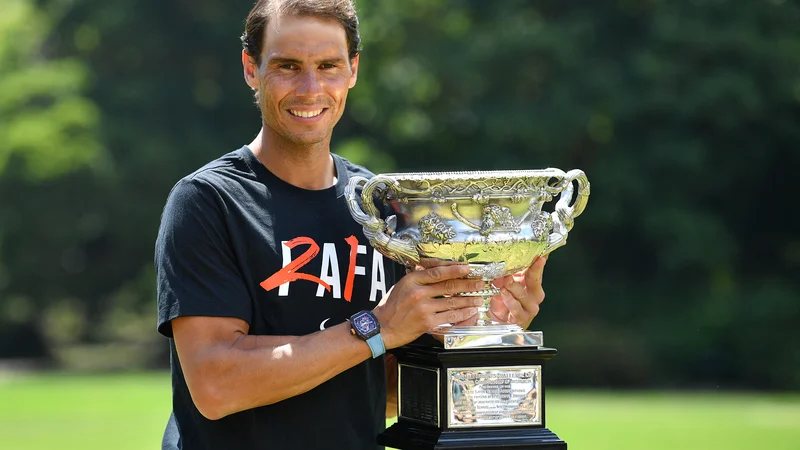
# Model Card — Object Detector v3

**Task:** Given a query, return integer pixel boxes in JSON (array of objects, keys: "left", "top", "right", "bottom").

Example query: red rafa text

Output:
[{"left": 260, "top": 235, "right": 388, "bottom": 302}]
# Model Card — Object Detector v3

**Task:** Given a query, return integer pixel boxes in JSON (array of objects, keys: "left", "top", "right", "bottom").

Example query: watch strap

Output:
[{"left": 365, "top": 333, "right": 385, "bottom": 359}]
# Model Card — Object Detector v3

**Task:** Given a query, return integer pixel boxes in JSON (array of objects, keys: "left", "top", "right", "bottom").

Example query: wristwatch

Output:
[{"left": 349, "top": 310, "right": 385, "bottom": 359}]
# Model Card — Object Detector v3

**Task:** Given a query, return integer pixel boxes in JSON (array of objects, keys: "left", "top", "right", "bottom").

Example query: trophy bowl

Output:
[{"left": 345, "top": 168, "right": 589, "bottom": 340}]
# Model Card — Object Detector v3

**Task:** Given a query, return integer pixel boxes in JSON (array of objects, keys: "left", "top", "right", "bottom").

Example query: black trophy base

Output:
[
  {"left": 380, "top": 420, "right": 567, "bottom": 449},
  {"left": 378, "top": 341, "right": 567, "bottom": 450}
]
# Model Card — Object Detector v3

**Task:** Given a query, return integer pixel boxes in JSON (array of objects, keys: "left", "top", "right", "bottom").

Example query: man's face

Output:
[{"left": 244, "top": 15, "right": 359, "bottom": 147}]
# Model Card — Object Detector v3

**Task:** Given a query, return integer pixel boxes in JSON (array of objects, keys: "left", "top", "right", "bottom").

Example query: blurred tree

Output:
[
  {"left": 0, "top": 0, "right": 104, "bottom": 359},
  {"left": 0, "top": 0, "right": 101, "bottom": 178}
]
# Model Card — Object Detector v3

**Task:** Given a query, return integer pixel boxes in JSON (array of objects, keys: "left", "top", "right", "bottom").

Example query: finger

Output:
[
  {"left": 499, "top": 288, "right": 529, "bottom": 323},
  {"left": 453, "top": 316, "right": 478, "bottom": 327},
  {"left": 488, "top": 295, "right": 510, "bottom": 322},
  {"left": 438, "top": 295, "right": 484, "bottom": 313},
  {"left": 429, "top": 278, "right": 485, "bottom": 297},
  {"left": 415, "top": 264, "right": 471, "bottom": 285},
  {"left": 524, "top": 255, "right": 547, "bottom": 288},
  {"left": 452, "top": 313, "right": 479, "bottom": 327},
  {"left": 505, "top": 278, "right": 544, "bottom": 313},
  {"left": 432, "top": 306, "right": 478, "bottom": 327},
  {"left": 504, "top": 279, "right": 527, "bottom": 302}
]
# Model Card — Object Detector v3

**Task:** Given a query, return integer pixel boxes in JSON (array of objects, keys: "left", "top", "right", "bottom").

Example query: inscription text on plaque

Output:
[{"left": 447, "top": 365, "right": 541, "bottom": 428}]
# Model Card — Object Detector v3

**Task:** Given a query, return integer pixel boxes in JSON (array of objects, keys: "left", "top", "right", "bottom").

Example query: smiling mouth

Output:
[{"left": 288, "top": 109, "right": 325, "bottom": 118}]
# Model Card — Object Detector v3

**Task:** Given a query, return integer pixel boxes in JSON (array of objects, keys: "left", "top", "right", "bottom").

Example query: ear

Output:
[
  {"left": 242, "top": 50, "right": 260, "bottom": 90},
  {"left": 348, "top": 53, "right": 360, "bottom": 89}
]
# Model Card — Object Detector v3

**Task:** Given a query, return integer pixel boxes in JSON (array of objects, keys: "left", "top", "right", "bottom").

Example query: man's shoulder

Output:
[
  {"left": 184, "top": 146, "right": 253, "bottom": 184},
  {"left": 165, "top": 147, "right": 254, "bottom": 199}
]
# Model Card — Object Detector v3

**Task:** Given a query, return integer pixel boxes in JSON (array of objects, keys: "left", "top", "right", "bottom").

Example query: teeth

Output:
[{"left": 290, "top": 109, "right": 323, "bottom": 118}]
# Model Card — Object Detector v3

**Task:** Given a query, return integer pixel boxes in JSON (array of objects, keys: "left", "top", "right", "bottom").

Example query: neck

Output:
[{"left": 248, "top": 127, "right": 337, "bottom": 190}]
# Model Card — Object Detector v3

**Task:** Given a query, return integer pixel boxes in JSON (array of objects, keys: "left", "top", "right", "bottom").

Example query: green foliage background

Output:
[{"left": 1, "top": 0, "right": 798, "bottom": 390}]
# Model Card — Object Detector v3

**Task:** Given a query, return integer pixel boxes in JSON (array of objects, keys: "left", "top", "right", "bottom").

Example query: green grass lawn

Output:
[{"left": 1, "top": 372, "right": 798, "bottom": 450}]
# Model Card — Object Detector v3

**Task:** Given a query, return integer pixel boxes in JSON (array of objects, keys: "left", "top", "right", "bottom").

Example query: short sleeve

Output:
[{"left": 155, "top": 177, "right": 251, "bottom": 337}]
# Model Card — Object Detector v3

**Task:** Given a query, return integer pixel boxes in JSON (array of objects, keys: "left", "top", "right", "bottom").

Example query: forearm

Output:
[{"left": 183, "top": 322, "right": 371, "bottom": 419}]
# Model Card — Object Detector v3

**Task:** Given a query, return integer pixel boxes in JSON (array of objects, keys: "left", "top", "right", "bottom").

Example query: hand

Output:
[
  {"left": 373, "top": 264, "right": 483, "bottom": 349},
  {"left": 489, "top": 254, "right": 548, "bottom": 329}
]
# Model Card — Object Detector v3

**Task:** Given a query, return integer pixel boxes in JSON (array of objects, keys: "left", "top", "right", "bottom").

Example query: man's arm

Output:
[
  {"left": 173, "top": 264, "right": 484, "bottom": 421},
  {"left": 173, "top": 316, "right": 371, "bottom": 420}
]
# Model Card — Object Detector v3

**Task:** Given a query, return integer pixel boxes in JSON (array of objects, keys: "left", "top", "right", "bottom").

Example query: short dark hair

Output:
[{"left": 241, "top": 0, "right": 362, "bottom": 66}]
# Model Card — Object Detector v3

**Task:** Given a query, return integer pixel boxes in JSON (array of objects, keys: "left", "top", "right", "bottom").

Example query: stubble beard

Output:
[
  {"left": 259, "top": 111, "right": 332, "bottom": 156},
  {"left": 260, "top": 91, "right": 337, "bottom": 149}
]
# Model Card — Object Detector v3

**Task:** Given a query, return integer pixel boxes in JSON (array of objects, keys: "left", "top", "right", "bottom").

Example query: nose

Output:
[{"left": 296, "top": 70, "right": 323, "bottom": 96}]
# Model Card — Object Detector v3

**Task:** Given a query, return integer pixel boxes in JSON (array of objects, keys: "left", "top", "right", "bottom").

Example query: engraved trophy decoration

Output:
[{"left": 346, "top": 169, "right": 589, "bottom": 449}]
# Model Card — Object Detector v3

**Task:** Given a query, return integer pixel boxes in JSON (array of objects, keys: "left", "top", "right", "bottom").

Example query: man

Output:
[{"left": 155, "top": 1, "right": 548, "bottom": 449}]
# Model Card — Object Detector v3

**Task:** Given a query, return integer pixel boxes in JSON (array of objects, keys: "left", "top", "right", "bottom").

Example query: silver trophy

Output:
[
  {"left": 346, "top": 168, "right": 589, "bottom": 448},
  {"left": 345, "top": 169, "right": 589, "bottom": 348}
]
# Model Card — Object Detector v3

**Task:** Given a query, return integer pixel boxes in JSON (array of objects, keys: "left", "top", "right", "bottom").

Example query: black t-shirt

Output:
[{"left": 155, "top": 146, "right": 402, "bottom": 450}]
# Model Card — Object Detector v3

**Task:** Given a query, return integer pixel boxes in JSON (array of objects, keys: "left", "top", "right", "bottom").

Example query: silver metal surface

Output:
[
  {"left": 398, "top": 363, "right": 441, "bottom": 428},
  {"left": 447, "top": 365, "right": 542, "bottom": 428},
  {"left": 345, "top": 168, "right": 590, "bottom": 340},
  {"left": 432, "top": 330, "right": 543, "bottom": 350}
]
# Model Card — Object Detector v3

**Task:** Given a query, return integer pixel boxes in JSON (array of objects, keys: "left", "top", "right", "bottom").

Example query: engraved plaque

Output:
[
  {"left": 398, "top": 364, "right": 440, "bottom": 427},
  {"left": 447, "top": 365, "right": 541, "bottom": 428}
]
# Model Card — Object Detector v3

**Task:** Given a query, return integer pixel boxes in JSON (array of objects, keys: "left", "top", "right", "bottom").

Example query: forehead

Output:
[{"left": 262, "top": 15, "right": 348, "bottom": 59}]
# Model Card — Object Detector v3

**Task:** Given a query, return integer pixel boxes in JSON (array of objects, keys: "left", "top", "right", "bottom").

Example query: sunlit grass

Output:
[
  {"left": 0, "top": 372, "right": 171, "bottom": 450},
  {"left": 1, "top": 373, "right": 798, "bottom": 450}
]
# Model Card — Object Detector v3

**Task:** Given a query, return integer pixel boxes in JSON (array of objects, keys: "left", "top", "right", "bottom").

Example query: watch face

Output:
[{"left": 354, "top": 313, "right": 377, "bottom": 335}]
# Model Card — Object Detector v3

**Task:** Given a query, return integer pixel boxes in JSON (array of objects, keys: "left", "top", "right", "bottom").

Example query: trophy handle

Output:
[
  {"left": 345, "top": 176, "right": 421, "bottom": 267},
  {"left": 542, "top": 169, "right": 590, "bottom": 255}
]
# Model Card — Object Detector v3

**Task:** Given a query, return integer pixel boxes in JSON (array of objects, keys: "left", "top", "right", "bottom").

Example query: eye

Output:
[
  {"left": 279, "top": 63, "right": 299, "bottom": 71},
  {"left": 320, "top": 63, "right": 336, "bottom": 70}
]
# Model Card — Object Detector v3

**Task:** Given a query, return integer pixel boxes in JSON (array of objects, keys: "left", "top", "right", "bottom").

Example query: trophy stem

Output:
[
  {"left": 475, "top": 285, "right": 499, "bottom": 326},
  {"left": 477, "top": 292, "right": 494, "bottom": 326},
  {"left": 460, "top": 286, "right": 502, "bottom": 327}
]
